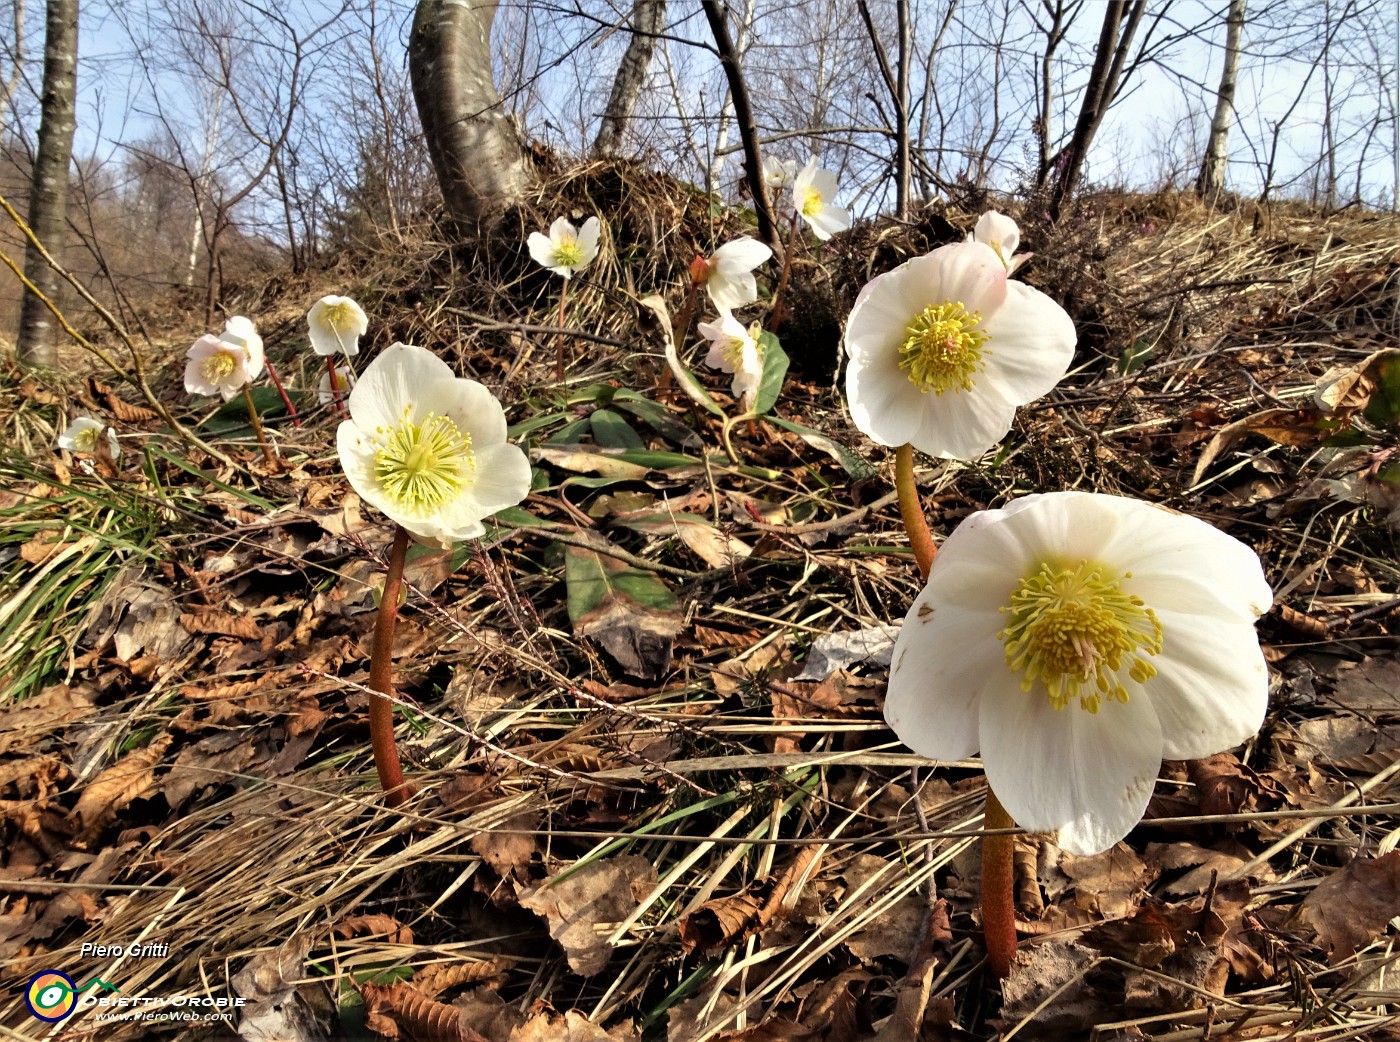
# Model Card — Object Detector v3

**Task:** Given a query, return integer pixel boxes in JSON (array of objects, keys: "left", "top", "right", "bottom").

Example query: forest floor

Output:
[{"left": 1, "top": 170, "right": 1399, "bottom": 1042}]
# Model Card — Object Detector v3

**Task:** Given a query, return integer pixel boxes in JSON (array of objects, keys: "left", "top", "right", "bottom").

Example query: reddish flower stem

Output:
[
  {"left": 325, "top": 356, "right": 348, "bottom": 418},
  {"left": 241, "top": 384, "right": 277, "bottom": 466},
  {"left": 368, "top": 525, "right": 415, "bottom": 807},
  {"left": 766, "top": 212, "right": 802, "bottom": 334},
  {"left": 263, "top": 359, "right": 301, "bottom": 427},
  {"left": 982, "top": 788, "right": 1017, "bottom": 978},
  {"left": 895, "top": 443, "right": 936, "bottom": 579}
]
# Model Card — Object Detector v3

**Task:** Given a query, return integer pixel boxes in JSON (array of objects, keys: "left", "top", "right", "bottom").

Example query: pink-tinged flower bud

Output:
[{"left": 689, "top": 255, "right": 712, "bottom": 285}]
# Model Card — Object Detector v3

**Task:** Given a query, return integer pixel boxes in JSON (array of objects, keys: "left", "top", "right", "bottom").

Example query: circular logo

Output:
[{"left": 25, "top": 970, "right": 77, "bottom": 1021}]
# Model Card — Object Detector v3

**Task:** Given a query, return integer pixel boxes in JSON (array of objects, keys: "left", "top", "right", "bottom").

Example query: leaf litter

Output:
[{"left": 0, "top": 186, "right": 1398, "bottom": 1041}]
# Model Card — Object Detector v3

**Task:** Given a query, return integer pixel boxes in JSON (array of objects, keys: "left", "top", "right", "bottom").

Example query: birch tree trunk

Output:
[
  {"left": 17, "top": 0, "right": 77, "bottom": 370},
  {"left": 1196, "top": 0, "right": 1245, "bottom": 201},
  {"left": 409, "top": 0, "right": 532, "bottom": 231},
  {"left": 591, "top": 0, "right": 667, "bottom": 158}
]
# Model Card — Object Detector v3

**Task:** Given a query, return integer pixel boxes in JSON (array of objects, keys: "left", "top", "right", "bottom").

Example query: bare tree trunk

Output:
[
  {"left": 409, "top": 0, "right": 532, "bottom": 230},
  {"left": 591, "top": 0, "right": 667, "bottom": 158},
  {"left": 1047, "top": 0, "right": 1145, "bottom": 219},
  {"left": 17, "top": 0, "right": 78, "bottom": 371},
  {"left": 856, "top": 0, "right": 911, "bottom": 217},
  {"left": 1196, "top": 0, "right": 1245, "bottom": 201},
  {"left": 700, "top": 0, "right": 781, "bottom": 253},
  {"left": 1, "top": 0, "right": 25, "bottom": 115},
  {"left": 1033, "top": 0, "right": 1082, "bottom": 191},
  {"left": 707, "top": 0, "right": 755, "bottom": 197}
]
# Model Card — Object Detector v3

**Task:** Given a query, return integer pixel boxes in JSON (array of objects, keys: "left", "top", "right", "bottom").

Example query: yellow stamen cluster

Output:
[
  {"left": 322, "top": 301, "right": 356, "bottom": 333},
  {"left": 999, "top": 560, "right": 1163, "bottom": 713},
  {"left": 73, "top": 428, "right": 100, "bottom": 452},
  {"left": 899, "top": 302, "right": 987, "bottom": 394},
  {"left": 373, "top": 410, "right": 476, "bottom": 512},
  {"left": 801, "top": 187, "right": 825, "bottom": 218},
  {"left": 200, "top": 350, "right": 238, "bottom": 383},
  {"left": 553, "top": 236, "right": 583, "bottom": 268}
]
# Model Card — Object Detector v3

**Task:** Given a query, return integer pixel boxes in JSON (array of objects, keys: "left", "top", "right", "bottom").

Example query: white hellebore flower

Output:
[
  {"left": 308, "top": 295, "right": 369, "bottom": 357},
  {"left": 336, "top": 343, "right": 532, "bottom": 548},
  {"left": 885, "top": 491, "right": 1272, "bottom": 856},
  {"left": 695, "top": 237, "right": 772, "bottom": 312},
  {"left": 844, "top": 239, "right": 1075, "bottom": 459},
  {"left": 185, "top": 316, "right": 265, "bottom": 400},
  {"left": 792, "top": 158, "right": 851, "bottom": 241},
  {"left": 57, "top": 417, "right": 120, "bottom": 462},
  {"left": 970, "top": 210, "right": 1029, "bottom": 275},
  {"left": 528, "top": 216, "right": 600, "bottom": 279},
  {"left": 762, "top": 155, "right": 798, "bottom": 192},
  {"left": 699, "top": 314, "right": 763, "bottom": 411},
  {"left": 318, "top": 364, "right": 356, "bottom": 405}
]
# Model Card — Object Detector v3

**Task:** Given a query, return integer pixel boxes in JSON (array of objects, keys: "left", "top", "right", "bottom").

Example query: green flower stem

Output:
[
  {"left": 241, "top": 384, "right": 277, "bottom": 466},
  {"left": 368, "top": 525, "right": 414, "bottom": 807},
  {"left": 554, "top": 277, "right": 572, "bottom": 382},
  {"left": 895, "top": 443, "right": 936, "bottom": 579},
  {"left": 263, "top": 358, "right": 301, "bottom": 427},
  {"left": 982, "top": 788, "right": 1017, "bottom": 978}
]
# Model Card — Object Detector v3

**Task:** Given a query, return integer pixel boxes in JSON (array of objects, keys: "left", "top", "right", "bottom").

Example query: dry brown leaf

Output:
[
  {"left": 509, "top": 1008, "right": 635, "bottom": 1041},
  {"left": 1144, "top": 841, "right": 1267, "bottom": 895},
  {"left": 518, "top": 854, "right": 657, "bottom": 975},
  {"left": 363, "top": 983, "right": 490, "bottom": 1042},
  {"left": 769, "top": 676, "right": 844, "bottom": 756},
  {"left": 471, "top": 810, "right": 538, "bottom": 881},
  {"left": 1329, "top": 655, "right": 1400, "bottom": 714},
  {"left": 179, "top": 611, "right": 263, "bottom": 640},
  {"left": 413, "top": 958, "right": 510, "bottom": 1000},
  {"left": 1299, "top": 851, "right": 1400, "bottom": 963},
  {"left": 452, "top": 985, "right": 523, "bottom": 1042},
  {"left": 1187, "top": 752, "right": 1271, "bottom": 815},
  {"left": 1055, "top": 842, "right": 1149, "bottom": 919},
  {"left": 1191, "top": 407, "right": 1329, "bottom": 486},
  {"left": 999, "top": 942, "right": 1104, "bottom": 1036},
  {"left": 841, "top": 854, "right": 927, "bottom": 961},
  {"left": 68, "top": 733, "right": 173, "bottom": 842},
  {"left": 678, "top": 847, "right": 820, "bottom": 954},
  {"left": 1287, "top": 714, "right": 1400, "bottom": 766},
  {"left": 86, "top": 377, "right": 158, "bottom": 422},
  {"left": 0, "top": 684, "right": 96, "bottom": 755},
  {"left": 163, "top": 731, "right": 263, "bottom": 810},
  {"left": 333, "top": 914, "right": 414, "bottom": 945}
]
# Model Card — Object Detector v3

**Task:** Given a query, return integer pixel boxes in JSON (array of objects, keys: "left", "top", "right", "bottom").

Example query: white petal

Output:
[
  {"left": 347, "top": 343, "right": 454, "bottom": 435},
  {"left": 528, "top": 232, "right": 558, "bottom": 269},
  {"left": 806, "top": 205, "right": 851, "bottom": 239},
  {"left": 708, "top": 270, "right": 758, "bottom": 311},
  {"left": 438, "top": 377, "right": 510, "bottom": 448},
  {"left": 845, "top": 347, "right": 933, "bottom": 447},
  {"left": 978, "top": 490, "right": 1129, "bottom": 565},
  {"left": 576, "top": 216, "right": 601, "bottom": 261},
  {"left": 1098, "top": 502, "right": 1274, "bottom": 623},
  {"left": 974, "top": 211, "right": 1020, "bottom": 258},
  {"left": 713, "top": 237, "right": 771, "bottom": 274},
  {"left": 885, "top": 590, "right": 1004, "bottom": 761},
  {"left": 909, "top": 383, "right": 1016, "bottom": 460},
  {"left": 978, "top": 281, "right": 1076, "bottom": 403},
  {"left": 1147, "top": 611, "right": 1270, "bottom": 760},
  {"left": 548, "top": 216, "right": 577, "bottom": 243},
  {"left": 980, "top": 675, "right": 1163, "bottom": 856}
]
